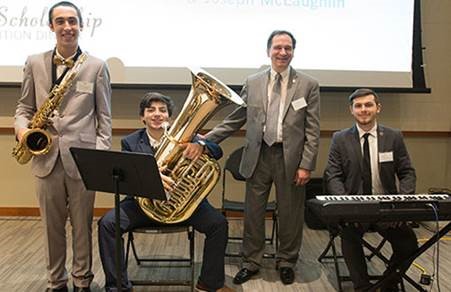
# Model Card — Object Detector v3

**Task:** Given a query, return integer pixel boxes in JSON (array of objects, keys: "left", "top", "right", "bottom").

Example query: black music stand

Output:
[{"left": 70, "top": 147, "right": 167, "bottom": 291}]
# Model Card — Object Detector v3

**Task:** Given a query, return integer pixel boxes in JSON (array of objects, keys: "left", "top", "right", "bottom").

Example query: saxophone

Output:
[
  {"left": 12, "top": 53, "right": 88, "bottom": 164},
  {"left": 137, "top": 69, "right": 245, "bottom": 224}
]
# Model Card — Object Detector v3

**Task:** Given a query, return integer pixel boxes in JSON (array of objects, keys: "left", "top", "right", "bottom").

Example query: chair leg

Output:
[
  {"left": 125, "top": 232, "right": 131, "bottom": 264},
  {"left": 269, "top": 213, "right": 276, "bottom": 245},
  {"left": 274, "top": 213, "right": 279, "bottom": 254},
  {"left": 263, "top": 212, "right": 278, "bottom": 259},
  {"left": 128, "top": 231, "right": 141, "bottom": 265},
  {"left": 188, "top": 227, "right": 195, "bottom": 292}
]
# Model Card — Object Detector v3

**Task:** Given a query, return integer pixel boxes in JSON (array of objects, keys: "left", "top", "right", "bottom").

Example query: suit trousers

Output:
[
  {"left": 98, "top": 198, "right": 228, "bottom": 291},
  {"left": 340, "top": 223, "right": 418, "bottom": 290},
  {"left": 35, "top": 156, "right": 95, "bottom": 289},
  {"left": 242, "top": 143, "right": 305, "bottom": 271}
]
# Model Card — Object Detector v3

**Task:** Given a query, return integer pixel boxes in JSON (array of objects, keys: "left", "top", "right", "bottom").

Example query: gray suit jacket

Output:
[
  {"left": 206, "top": 67, "right": 320, "bottom": 179},
  {"left": 324, "top": 125, "right": 416, "bottom": 195},
  {"left": 14, "top": 50, "right": 112, "bottom": 179}
]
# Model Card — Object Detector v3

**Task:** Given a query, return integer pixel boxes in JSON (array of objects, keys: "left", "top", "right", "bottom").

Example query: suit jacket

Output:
[
  {"left": 14, "top": 50, "right": 112, "bottom": 179},
  {"left": 121, "top": 128, "right": 223, "bottom": 160},
  {"left": 324, "top": 124, "right": 416, "bottom": 195},
  {"left": 206, "top": 67, "right": 320, "bottom": 179}
]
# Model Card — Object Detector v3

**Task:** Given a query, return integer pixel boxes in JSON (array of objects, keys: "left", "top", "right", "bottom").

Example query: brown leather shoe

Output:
[{"left": 217, "top": 285, "right": 235, "bottom": 292}]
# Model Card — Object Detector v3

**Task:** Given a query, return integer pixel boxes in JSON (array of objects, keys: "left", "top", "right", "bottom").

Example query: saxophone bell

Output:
[
  {"left": 23, "top": 128, "right": 52, "bottom": 155},
  {"left": 12, "top": 53, "right": 88, "bottom": 165},
  {"left": 12, "top": 128, "right": 52, "bottom": 164}
]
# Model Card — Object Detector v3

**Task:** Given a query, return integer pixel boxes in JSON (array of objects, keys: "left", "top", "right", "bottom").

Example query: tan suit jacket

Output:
[{"left": 14, "top": 50, "right": 112, "bottom": 179}]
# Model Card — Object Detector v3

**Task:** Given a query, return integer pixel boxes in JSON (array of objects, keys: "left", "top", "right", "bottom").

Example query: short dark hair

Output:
[
  {"left": 139, "top": 92, "right": 175, "bottom": 117},
  {"left": 348, "top": 88, "right": 380, "bottom": 105},
  {"left": 48, "top": 1, "right": 83, "bottom": 27},
  {"left": 267, "top": 30, "right": 297, "bottom": 51}
]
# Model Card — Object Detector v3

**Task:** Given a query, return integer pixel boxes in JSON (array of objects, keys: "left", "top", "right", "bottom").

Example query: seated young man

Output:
[
  {"left": 98, "top": 92, "right": 233, "bottom": 292},
  {"left": 323, "top": 88, "right": 418, "bottom": 292}
]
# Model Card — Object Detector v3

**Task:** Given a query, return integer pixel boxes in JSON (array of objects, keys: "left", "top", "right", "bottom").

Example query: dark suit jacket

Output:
[
  {"left": 121, "top": 128, "right": 223, "bottom": 160},
  {"left": 324, "top": 124, "right": 416, "bottom": 195}
]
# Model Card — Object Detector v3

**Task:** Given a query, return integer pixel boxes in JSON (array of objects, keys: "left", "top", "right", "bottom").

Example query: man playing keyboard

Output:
[{"left": 323, "top": 88, "right": 418, "bottom": 292}]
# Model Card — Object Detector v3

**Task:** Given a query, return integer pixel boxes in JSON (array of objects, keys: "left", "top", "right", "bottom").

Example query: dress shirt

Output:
[
  {"left": 146, "top": 130, "right": 161, "bottom": 150},
  {"left": 356, "top": 123, "right": 384, "bottom": 194},
  {"left": 54, "top": 49, "right": 77, "bottom": 79}
]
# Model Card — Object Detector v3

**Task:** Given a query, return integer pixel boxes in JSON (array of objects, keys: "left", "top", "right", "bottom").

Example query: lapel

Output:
[
  {"left": 350, "top": 125, "right": 363, "bottom": 172},
  {"left": 43, "top": 51, "right": 53, "bottom": 93},
  {"left": 376, "top": 125, "right": 385, "bottom": 175},
  {"left": 282, "top": 67, "right": 298, "bottom": 119},
  {"left": 262, "top": 68, "right": 271, "bottom": 113},
  {"left": 137, "top": 129, "right": 154, "bottom": 154}
]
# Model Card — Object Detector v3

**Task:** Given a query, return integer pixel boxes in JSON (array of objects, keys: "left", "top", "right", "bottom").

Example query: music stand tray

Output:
[
  {"left": 70, "top": 147, "right": 167, "bottom": 291},
  {"left": 70, "top": 147, "right": 166, "bottom": 200}
]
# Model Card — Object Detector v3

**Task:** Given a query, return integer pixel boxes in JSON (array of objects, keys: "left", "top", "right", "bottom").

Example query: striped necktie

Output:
[{"left": 263, "top": 73, "right": 282, "bottom": 146}]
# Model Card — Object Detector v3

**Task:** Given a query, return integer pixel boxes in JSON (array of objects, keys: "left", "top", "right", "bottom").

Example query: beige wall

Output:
[{"left": 1, "top": 1, "right": 450, "bottom": 210}]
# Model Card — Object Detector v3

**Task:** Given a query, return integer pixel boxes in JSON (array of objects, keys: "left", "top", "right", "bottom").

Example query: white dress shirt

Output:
[{"left": 356, "top": 123, "right": 384, "bottom": 194}]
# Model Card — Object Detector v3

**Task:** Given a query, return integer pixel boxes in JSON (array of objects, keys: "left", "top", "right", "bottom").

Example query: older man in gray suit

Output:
[
  {"left": 14, "top": 2, "right": 111, "bottom": 291},
  {"left": 206, "top": 30, "right": 320, "bottom": 285},
  {"left": 324, "top": 88, "right": 417, "bottom": 292}
]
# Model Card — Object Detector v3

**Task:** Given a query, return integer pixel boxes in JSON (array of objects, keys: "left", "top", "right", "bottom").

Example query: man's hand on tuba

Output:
[
  {"left": 158, "top": 165, "right": 175, "bottom": 192},
  {"left": 180, "top": 142, "right": 204, "bottom": 161}
]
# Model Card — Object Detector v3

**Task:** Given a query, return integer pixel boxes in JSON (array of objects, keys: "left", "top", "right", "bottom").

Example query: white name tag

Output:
[
  {"left": 292, "top": 97, "right": 307, "bottom": 111},
  {"left": 76, "top": 81, "right": 94, "bottom": 94},
  {"left": 379, "top": 151, "right": 394, "bottom": 162}
]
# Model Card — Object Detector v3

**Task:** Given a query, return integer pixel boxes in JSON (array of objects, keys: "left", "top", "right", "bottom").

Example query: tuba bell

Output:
[{"left": 137, "top": 68, "right": 245, "bottom": 224}]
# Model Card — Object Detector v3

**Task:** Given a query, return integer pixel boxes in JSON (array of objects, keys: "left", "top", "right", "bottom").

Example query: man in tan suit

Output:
[
  {"left": 14, "top": 2, "right": 112, "bottom": 291},
  {"left": 206, "top": 30, "right": 320, "bottom": 285}
]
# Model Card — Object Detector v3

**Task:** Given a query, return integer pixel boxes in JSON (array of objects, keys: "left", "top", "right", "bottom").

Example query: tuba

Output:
[
  {"left": 137, "top": 68, "right": 245, "bottom": 224},
  {"left": 12, "top": 53, "right": 88, "bottom": 164}
]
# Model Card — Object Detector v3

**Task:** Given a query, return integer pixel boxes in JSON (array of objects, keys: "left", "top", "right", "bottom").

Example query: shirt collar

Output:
[
  {"left": 356, "top": 123, "right": 378, "bottom": 139},
  {"left": 146, "top": 130, "right": 161, "bottom": 148},
  {"left": 270, "top": 66, "right": 290, "bottom": 82},
  {"left": 55, "top": 48, "right": 77, "bottom": 62}
]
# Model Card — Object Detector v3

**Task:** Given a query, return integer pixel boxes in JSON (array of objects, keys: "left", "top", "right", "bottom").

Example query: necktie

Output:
[
  {"left": 362, "top": 133, "right": 372, "bottom": 195},
  {"left": 263, "top": 73, "right": 282, "bottom": 146},
  {"left": 53, "top": 55, "right": 74, "bottom": 68}
]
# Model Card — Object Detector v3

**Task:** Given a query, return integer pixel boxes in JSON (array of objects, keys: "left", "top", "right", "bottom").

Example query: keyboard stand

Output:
[{"left": 369, "top": 221, "right": 451, "bottom": 292}]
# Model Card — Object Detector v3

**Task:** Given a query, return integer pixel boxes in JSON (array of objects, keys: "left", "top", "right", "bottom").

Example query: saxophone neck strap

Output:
[{"left": 51, "top": 47, "right": 83, "bottom": 88}]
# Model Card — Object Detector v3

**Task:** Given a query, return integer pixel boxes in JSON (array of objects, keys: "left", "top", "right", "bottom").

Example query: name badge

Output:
[
  {"left": 76, "top": 81, "right": 94, "bottom": 94},
  {"left": 379, "top": 151, "right": 394, "bottom": 162},
  {"left": 292, "top": 97, "right": 307, "bottom": 111}
]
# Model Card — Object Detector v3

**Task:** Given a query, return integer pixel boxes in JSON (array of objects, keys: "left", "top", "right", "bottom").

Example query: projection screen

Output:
[{"left": 0, "top": 0, "right": 423, "bottom": 88}]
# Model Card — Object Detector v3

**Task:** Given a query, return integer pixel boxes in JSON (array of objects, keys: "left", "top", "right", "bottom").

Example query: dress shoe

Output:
[
  {"left": 196, "top": 280, "right": 235, "bottom": 292},
  {"left": 73, "top": 286, "right": 91, "bottom": 292},
  {"left": 279, "top": 267, "right": 295, "bottom": 285},
  {"left": 233, "top": 268, "right": 259, "bottom": 284},
  {"left": 45, "top": 286, "right": 68, "bottom": 292}
]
